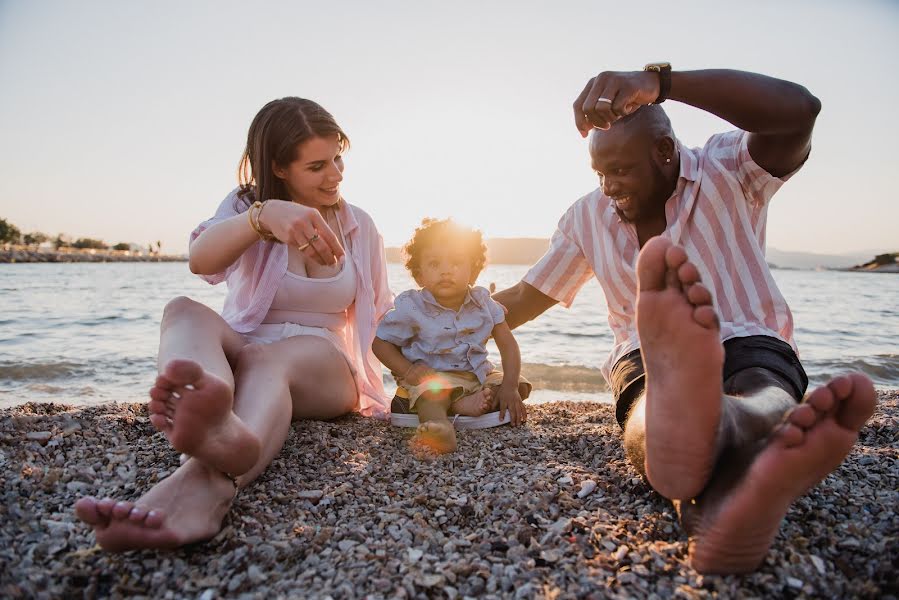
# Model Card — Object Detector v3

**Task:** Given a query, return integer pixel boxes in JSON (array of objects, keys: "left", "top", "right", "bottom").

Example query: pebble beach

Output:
[{"left": 1, "top": 392, "right": 896, "bottom": 599}]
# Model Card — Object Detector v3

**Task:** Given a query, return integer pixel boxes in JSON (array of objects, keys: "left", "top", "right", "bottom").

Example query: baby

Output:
[{"left": 373, "top": 218, "right": 531, "bottom": 454}]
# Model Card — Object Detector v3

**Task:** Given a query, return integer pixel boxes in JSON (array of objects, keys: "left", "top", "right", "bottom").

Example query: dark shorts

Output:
[{"left": 610, "top": 335, "right": 809, "bottom": 428}]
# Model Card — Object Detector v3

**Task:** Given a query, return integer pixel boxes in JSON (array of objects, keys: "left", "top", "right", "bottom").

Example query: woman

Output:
[{"left": 74, "top": 97, "right": 393, "bottom": 551}]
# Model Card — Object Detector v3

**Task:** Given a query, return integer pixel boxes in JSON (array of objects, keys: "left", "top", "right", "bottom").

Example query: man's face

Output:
[{"left": 590, "top": 127, "right": 666, "bottom": 224}]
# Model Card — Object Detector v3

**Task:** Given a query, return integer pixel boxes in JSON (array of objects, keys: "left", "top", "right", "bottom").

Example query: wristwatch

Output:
[{"left": 643, "top": 62, "right": 672, "bottom": 104}]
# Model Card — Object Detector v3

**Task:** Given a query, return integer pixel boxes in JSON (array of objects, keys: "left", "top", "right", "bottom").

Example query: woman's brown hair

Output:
[{"left": 235, "top": 97, "right": 349, "bottom": 208}]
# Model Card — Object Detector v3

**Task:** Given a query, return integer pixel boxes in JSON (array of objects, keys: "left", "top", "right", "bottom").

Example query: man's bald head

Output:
[{"left": 589, "top": 104, "right": 674, "bottom": 155}]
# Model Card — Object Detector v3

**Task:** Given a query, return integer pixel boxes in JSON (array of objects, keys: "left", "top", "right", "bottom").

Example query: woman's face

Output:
[{"left": 274, "top": 135, "right": 344, "bottom": 209}]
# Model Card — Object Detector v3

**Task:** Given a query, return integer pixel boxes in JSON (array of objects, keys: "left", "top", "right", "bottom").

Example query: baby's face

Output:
[{"left": 417, "top": 245, "right": 473, "bottom": 305}]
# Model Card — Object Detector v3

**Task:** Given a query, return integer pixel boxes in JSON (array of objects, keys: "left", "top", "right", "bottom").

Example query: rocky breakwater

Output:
[{"left": 1, "top": 248, "right": 186, "bottom": 264}]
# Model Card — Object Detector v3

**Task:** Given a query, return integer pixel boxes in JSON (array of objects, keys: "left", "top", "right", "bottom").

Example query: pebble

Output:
[
  {"left": 577, "top": 479, "right": 597, "bottom": 498},
  {"left": 26, "top": 431, "right": 52, "bottom": 444},
  {"left": 810, "top": 554, "right": 826, "bottom": 575}
]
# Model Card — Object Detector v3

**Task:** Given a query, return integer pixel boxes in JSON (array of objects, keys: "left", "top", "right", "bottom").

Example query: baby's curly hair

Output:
[{"left": 403, "top": 218, "right": 488, "bottom": 287}]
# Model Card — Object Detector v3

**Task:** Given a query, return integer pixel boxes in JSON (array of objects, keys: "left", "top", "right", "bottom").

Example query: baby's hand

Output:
[
  {"left": 497, "top": 383, "right": 527, "bottom": 427},
  {"left": 403, "top": 362, "right": 437, "bottom": 386}
]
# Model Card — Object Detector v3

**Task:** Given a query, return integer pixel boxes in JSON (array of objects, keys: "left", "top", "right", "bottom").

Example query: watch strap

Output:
[{"left": 644, "top": 62, "right": 672, "bottom": 104}]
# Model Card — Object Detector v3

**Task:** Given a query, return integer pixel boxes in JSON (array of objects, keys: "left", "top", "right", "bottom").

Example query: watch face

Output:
[{"left": 644, "top": 62, "right": 672, "bottom": 72}]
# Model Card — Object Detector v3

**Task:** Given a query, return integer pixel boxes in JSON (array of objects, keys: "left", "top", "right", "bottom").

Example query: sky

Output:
[{"left": 1, "top": 0, "right": 897, "bottom": 256}]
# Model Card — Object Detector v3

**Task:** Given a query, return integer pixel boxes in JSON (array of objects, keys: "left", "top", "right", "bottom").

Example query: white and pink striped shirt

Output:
[{"left": 524, "top": 130, "right": 799, "bottom": 383}]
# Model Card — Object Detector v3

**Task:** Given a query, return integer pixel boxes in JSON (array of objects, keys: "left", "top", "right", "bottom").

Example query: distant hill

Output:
[
  {"left": 386, "top": 238, "right": 550, "bottom": 265},
  {"left": 847, "top": 252, "right": 899, "bottom": 273},
  {"left": 765, "top": 248, "right": 890, "bottom": 270},
  {"left": 385, "top": 239, "right": 892, "bottom": 270}
]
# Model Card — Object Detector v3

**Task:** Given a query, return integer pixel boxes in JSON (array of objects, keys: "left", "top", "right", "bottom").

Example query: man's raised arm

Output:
[
  {"left": 493, "top": 281, "right": 558, "bottom": 330},
  {"left": 575, "top": 68, "right": 821, "bottom": 177}
]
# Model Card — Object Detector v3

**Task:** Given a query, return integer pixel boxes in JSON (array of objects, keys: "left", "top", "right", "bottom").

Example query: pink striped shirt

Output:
[{"left": 524, "top": 130, "right": 799, "bottom": 383}]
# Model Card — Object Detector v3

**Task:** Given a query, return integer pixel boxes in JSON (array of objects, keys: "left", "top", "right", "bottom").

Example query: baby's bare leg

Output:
[{"left": 412, "top": 391, "right": 457, "bottom": 454}]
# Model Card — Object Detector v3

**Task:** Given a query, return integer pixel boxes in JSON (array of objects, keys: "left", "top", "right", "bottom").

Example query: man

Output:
[{"left": 494, "top": 65, "right": 876, "bottom": 574}]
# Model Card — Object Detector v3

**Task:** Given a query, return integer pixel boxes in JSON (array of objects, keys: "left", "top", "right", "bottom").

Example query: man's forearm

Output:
[
  {"left": 493, "top": 281, "right": 557, "bottom": 330},
  {"left": 669, "top": 69, "right": 820, "bottom": 135}
]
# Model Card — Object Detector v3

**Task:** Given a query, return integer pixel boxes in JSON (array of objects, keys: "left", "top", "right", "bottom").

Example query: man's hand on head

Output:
[{"left": 573, "top": 70, "right": 660, "bottom": 136}]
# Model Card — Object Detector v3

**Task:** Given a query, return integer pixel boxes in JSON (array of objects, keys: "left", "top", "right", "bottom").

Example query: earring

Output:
[{"left": 665, "top": 158, "right": 671, "bottom": 164}]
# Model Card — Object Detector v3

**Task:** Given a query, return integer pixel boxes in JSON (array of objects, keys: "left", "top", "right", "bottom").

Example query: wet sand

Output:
[{"left": 1, "top": 391, "right": 896, "bottom": 599}]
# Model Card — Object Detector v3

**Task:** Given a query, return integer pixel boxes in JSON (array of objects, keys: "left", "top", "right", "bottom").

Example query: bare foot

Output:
[
  {"left": 74, "top": 460, "right": 237, "bottom": 551},
  {"left": 636, "top": 237, "right": 724, "bottom": 500},
  {"left": 451, "top": 387, "right": 495, "bottom": 416},
  {"left": 412, "top": 420, "right": 457, "bottom": 455},
  {"left": 148, "top": 359, "right": 260, "bottom": 476},
  {"left": 681, "top": 373, "right": 876, "bottom": 574}
]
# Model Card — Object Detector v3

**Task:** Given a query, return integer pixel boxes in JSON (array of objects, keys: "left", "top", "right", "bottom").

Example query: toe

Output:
[
  {"left": 154, "top": 374, "right": 176, "bottom": 391},
  {"left": 96, "top": 498, "right": 116, "bottom": 517},
  {"left": 787, "top": 404, "right": 817, "bottom": 429},
  {"left": 112, "top": 501, "right": 134, "bottom": 520},
  {"left": 148, "top": 398, "right": 169, "bottom": 415},
  {"left": 678, "top": 261, "right": 701, "bottom": 286},
  {"left": 128, "top": 506, "right": 148, "bottom": 523},
  {"left": 826, "top": 374, "right": 852, "bottom": 399},
  {"left": 149, "top": 387, "right": 172, "bottom": 404},
  {"left": 145, "top": 510, "right": 165, "bottom": 528},
  {"left": 636, "top": 237, "right": 672, "bottom": 292},
  {"left": 664, "top": 244, "right": 689, "bottom": 271},
  {"left": 149, "top": 413, "right": 172, "bottom": 432},
  {"left": 692, "top": 305, "right": 720, "bottom": 331},
  {"left": 805, "top": 385, "right": 836, "bottom": 414},
  {"left": 686, "top": 283, "right": 713, "bottom": 307},
  {"left": 74, "top": 497, "right": 105, "bottom": 525},
  {"left": 835, "top": 374, "right": 877, "bottom": 431},
  {"left": 164, "top": 359, "right": 205, "bottom": 387},
  {"left": 776, "top": 422, "right": 805, "bottom": 447}
]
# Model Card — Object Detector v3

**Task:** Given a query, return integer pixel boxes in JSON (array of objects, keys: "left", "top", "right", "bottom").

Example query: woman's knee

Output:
[{"left": 161, "top": 296, "right": 212, "bottom": 327}]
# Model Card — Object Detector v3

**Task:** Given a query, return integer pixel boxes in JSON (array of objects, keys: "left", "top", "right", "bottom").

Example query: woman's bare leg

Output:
[
  {"left": 75, "top": 332, "right": 357, "bottom": 551},
  {"left": 147, "top": 297, "right": 261, "bottom": 475}
]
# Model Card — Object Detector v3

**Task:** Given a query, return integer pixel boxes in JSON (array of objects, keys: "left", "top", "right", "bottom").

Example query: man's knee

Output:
[{"left": 724, "top": 367, "right": 797, "bottom": 399}]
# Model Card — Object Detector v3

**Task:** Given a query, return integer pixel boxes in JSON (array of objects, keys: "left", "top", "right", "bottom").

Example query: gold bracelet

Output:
[{"left": 248, "top": 201, "right": 276, "bottom": 241}]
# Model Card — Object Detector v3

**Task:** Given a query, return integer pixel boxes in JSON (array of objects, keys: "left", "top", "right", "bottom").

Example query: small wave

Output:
[
  {"left": 521, "top": 362, "right": 609, "bottom": 392},
  {"left": 0, "top": 360, "right": 93, "bottom": 381},
  {"left": 805, "top": 354, "right": 899, "bottom": 387}
]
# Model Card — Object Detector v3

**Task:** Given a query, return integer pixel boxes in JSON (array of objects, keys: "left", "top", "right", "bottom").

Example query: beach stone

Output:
[
  {"left": 25, "top": 431, "right": 52, "bottom": 444},
  {"left": 577, "top": 480, "right": 597, "bottom": 498},
  {"left": 247, "top": 565, "right": 265, "bottom": 584},
  {"left": 810, "top": 555, "right": 826, "bottom": 575},
  {"left": 415, "top": 573, "right": 444, "bottom": 588}
]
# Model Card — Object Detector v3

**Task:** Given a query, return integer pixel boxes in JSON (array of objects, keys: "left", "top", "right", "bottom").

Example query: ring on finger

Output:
[
  {"left": 308, "top": 233, "right": 320, "bottom": 243},
  {"left": 595, "top": 97, "right": 613, "bottom": 105},
  {"left": 297, "top": 242, "right": 311, "bottom": 251}
]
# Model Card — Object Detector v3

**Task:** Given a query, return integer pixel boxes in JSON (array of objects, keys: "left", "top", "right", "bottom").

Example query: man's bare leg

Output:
[
  {"left": 634, "top": 236, "right": 724, "bottom": 499},
  {"left": 75, "top": 334, "right": 357, "bottom": 551},
  {"left": 681, "top": 373, "right": 876, "bottom": 573},
  {"left": 627, "top": 239, "right": 877, "bottom": 572}
]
